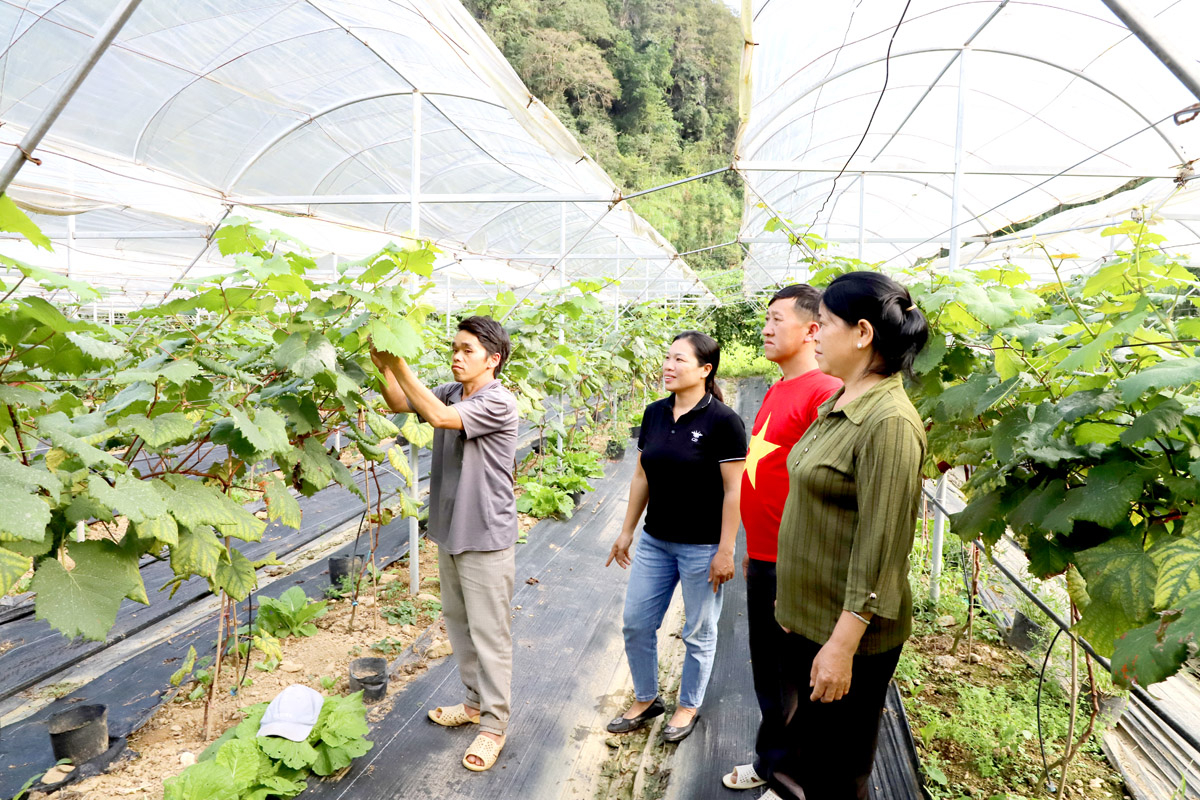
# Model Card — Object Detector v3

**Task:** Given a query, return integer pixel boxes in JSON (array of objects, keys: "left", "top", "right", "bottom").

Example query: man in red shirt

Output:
[{"left": 723, "top": 284, "right": 842, "bottom": 791}]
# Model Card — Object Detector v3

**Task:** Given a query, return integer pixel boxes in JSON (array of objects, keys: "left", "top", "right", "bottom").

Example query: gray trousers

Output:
[{"left": 437, "top": 545, "right": 516, "bottom": 735}]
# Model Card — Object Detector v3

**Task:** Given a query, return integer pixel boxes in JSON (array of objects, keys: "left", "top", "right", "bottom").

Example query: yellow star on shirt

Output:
[{"left": 745, "top": 413, "right": 782, "bottom": 490}]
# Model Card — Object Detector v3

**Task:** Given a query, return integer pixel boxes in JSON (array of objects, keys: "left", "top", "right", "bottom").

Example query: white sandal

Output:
[
  {"left": 462, "top": 734, "right": 505, "bottom": 771},
  {"left": 721, "top": 763, "right": 767, "bottom": 789},
  {"left": 428, "top": 703, "right": 480, "bottom": 727}
]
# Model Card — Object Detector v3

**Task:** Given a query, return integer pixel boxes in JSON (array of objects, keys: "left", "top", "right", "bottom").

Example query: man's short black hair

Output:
[
  {"left": 768, "top": 284, "right": 822, "bottom": 320},
  {"left": 457, "top": 315, "right": 511, "bottom": 377}
]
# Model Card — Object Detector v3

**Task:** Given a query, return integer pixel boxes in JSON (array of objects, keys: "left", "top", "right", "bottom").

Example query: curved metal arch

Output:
[
  {"left": 739, "top": 170, "right": 994, "bottom": 239},
  {"left": 224, "top": 89, "right": 510, "bottom": 190},
  {"left": 744, "top": 46, "right": 1187, "bottom": 165},
  {"left": 752, "top": 81, "right": 1111, "bottom": 179},
  {"left": 130, "top": 28, "right": 380, "bottom": 161}
]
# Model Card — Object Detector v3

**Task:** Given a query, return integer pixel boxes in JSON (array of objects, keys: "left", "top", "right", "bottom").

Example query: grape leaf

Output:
[
  {"left": 1073, "top": 534, "right": 1158, "bottom": 654},
  {"left": 160, "top": 477, "right": 266, "bottom": 541},
  {"left": 230, "top": 407, "right": 290, "bottom": 456},
  {"left": 113, "top": 359, "right": 201, "bottom": 386},
  {"left": 88, "top": 474, "right": 168, "bottom": 523},
  {"left": 214, "top": 547, "right": 257, "bottom": 601},
  {"left": 39, "top": 423, "right": 123, "bottom": 469},
  {"left": 912, "top": 332, "right": 947, "bottom": 375},
  {"left": 274, "top": 332, "right": 336, "bottom": 379},
  {"left": 135, "top": 513, "right": 179, "bottom": 546},
  {"left": 0, "top": 490, "right": 51, "bottom": 542},
  {"left": 1057, "top": 302, "right": 1148, "bottom": 373},
  {"left": 364, "top": 410, "right": 399, "bottom": 439},
  {"left": 65, "top": 331, "right": 124, "bottom": 361},
  {"left": 1071, "top": 460, "right": 1145, "bottom": 528},
  {"left": 368, "top": 316, "right": 422, "bottom": 360},
  {"left": 400, "top": 414, "right": 434, "bottom": 449},
  {"left": 263, "top": 475, "right": 301, "bottom": 529},
  {"left": 31, "top": 541, "right": 141, "bottom": 640},
  {"left": 172, "top": 525, "right": 223, "bottom": 579},
  {"left": 1120, "top": 398, "right": 1184, "bottom": 446},
  {"left": 119, "top": 412, "right": 194, "bottom": 449},
  {"left": 0, "top": 194, "right": 51, "bottom": 249},
  {"left": 0, "top": 546, "right": 32, "bottom": 593},
  {"left": 1115, "top": 357, "right": 1200, "bottom": 403},
  {"left": 387, "top": 445, "right": 414, "bottom": 487},
  {"left": 1111, "top": 593, "right": 1200, "bottom": 688},
  {"left": 1149, "top": 518, "right": 1200, "bottom": 609}
]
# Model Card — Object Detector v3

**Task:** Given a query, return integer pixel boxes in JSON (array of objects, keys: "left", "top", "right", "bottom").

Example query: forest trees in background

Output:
[{"left": 463, "top": 0, "right": 744, "bottom": 278}]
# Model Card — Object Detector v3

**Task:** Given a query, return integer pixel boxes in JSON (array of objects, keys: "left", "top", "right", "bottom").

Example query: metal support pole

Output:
[
  {"left": 613, "top": 237, "right": 621, "bottom": 330},
  {"left": 857, "top": 173, "right": 866, "bottom": 261},
  {"left": 1100, "top": 0, "right": 1200, "bottom": 103},
  {"left": 0, "top": 0, "right": 145, "bottom": 194},
  {"left": 65, "top": 213, "right": 75, "bottom": 281},
  {"left": 947, "top": 49, "right": 969, "bottom": 271},
  {"left": 408, "top": 442, "right": 420, "bottom": 596},
  {"left": 930, "top": 474, "right": 948, "bottom": 604},
  {"left": 558, "top": 203, "right": 567, "bottom": 294},
  {"left": 410, "top": 90, "right": 422, "bottom": 236}
]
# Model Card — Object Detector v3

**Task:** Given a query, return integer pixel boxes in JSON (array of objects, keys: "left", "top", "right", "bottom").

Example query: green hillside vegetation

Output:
[{"left": 463, "top": 0, "right": 744, "bottom": 275}]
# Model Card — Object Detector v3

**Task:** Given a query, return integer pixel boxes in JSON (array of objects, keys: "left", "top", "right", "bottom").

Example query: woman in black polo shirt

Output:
[{"left": 605, "top": 331, "right": 747, "bottom": 742}]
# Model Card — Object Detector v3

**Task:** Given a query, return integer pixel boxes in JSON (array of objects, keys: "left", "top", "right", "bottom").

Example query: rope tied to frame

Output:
[{"left": 16, "top": 145, "right": 41, "bottom": 166}]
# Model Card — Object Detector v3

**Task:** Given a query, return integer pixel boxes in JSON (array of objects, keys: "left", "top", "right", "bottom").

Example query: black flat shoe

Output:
[
  {"left": 606, "top": 697, "right": 665, "bottom": 733},
  {"left": 661, "top": 712, "right": 700, "bottom": 743}
]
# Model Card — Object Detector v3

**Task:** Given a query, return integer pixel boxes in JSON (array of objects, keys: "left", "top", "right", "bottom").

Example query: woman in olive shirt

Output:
[{"left": 766, "top": 272, "right": 928, "bottom": 800}]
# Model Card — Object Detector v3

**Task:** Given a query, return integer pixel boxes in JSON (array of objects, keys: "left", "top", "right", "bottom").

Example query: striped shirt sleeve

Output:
[{"left": 843, "top": 415, "right": 924, "bottom": 619}]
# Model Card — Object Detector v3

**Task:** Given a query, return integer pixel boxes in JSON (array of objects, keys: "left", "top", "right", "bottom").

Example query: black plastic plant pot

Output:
[
  {"left": 629, "top": 425, "right": 641, "bottom": 439},
  {"left": 605, "top": 440, "right": 626, "bottom": 460},
  {"left": 1008, "top": 611, "right": 1043, "bottom": 653},
  {"left": 47, "top": 704, "right": 108, "bottom": 765},
  {"left": 348, "top": 657, "right": 388, "bottom": 704},
  {"left": 329, "top": 555, "right": 364, "bottom": 587},
  {"left": 569, "top": 491, "right": 584, "bottom": 507}
]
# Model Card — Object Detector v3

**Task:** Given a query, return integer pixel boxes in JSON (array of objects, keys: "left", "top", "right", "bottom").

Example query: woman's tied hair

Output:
[{"left": 821, "top": 271, "right": 929, "bottom": 378}]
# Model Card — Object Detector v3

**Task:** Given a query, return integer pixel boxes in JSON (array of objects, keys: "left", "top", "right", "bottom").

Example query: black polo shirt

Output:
[{"left": 637, "top": 393, "right": 747, "bottom": 545}]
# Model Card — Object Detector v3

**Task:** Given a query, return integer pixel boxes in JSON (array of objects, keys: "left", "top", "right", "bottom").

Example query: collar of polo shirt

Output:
[{"left": 667, "top": 392, "right": 713, "bottom": 413}]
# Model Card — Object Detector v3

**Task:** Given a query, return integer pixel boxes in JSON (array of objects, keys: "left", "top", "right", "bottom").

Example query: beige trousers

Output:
[{"left": 437, "top": 545, "right": 515, "bottom": 735}]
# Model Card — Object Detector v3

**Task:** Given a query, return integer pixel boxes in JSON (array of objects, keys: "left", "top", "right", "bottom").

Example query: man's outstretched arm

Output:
[{"left": 371, "top": 348, "right": 463, "bottom": 431}]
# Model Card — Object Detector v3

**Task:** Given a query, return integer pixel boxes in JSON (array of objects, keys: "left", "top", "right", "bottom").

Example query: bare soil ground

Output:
[{"left": 42, "top": 541, "right": 443, "bottom": 800}]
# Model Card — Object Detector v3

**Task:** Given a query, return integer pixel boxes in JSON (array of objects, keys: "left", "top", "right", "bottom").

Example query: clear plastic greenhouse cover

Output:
[
  {"left": 736, "top": 0, "right": 1200, "bottom": 290},
  {"left": 0, "top": 0, "right": 713, "bottom": 311}
]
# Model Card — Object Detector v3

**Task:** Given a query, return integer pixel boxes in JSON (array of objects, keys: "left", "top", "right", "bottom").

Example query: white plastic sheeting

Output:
[
  {"left": 736, "top": 0, "right": 1200, "bottom": 289},
  {"left": 0, "top": 0, "right": 712, "bottom": 309}
]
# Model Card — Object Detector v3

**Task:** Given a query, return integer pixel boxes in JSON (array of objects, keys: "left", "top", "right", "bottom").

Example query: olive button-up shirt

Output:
[{"left": 775, "top": 372, "right": 927, "bottom": 655}]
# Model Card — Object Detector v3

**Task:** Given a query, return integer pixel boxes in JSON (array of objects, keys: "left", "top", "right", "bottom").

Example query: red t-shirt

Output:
[{"left": 740, "top": 369, "right": 842, "bottom": 562}]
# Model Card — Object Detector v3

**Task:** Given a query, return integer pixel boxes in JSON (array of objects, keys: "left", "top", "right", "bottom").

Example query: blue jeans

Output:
[{"left": 622, "top": 531, "right": 724, "bottom": 709}]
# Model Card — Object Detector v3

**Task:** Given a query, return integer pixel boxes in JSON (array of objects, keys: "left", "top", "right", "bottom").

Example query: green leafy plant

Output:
[
  {"left": 163, "top": 691, "right": 373, "bottom": 800},
  {"left": 255, "top": 587, "right": 327, "bottom": 639},
  {"left": 516, "top": 480, "right": 575, "bottom": 519},
  {"left": 370, "top": 637, "right": 407, "bottom": 656},
  {"left": 775, "top": 216, "right": 1200, "bottom": 690},
  {"left": 381, "top": 599, "right": 416, "bottom": 626},
  {"left": 318, "top": 675, "right": 338, "bottom": 691}
]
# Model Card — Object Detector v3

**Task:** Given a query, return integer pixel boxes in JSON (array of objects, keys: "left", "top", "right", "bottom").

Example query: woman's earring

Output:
[{"left": 856, "top": 343, "right": 863, "bottom": 349}]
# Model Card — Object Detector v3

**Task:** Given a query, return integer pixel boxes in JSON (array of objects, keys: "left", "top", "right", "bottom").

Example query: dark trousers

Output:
[
  {"left": 746, "top": 558, "right": 788, "bottom": 778},
  {"left": 769, "top": 633, "right": 902, "bottom": 800}
]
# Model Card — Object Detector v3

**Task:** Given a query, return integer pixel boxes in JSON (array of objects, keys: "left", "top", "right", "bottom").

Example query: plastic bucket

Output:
[
  {"left": 348, "top": 657, "right": 388, "bottom": 704},
  {"left": 329, "top": 555, "right": 364, "bottom": 587},
  {"left": 47, "top": 704, "right": 109, "bottom": 765}
]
